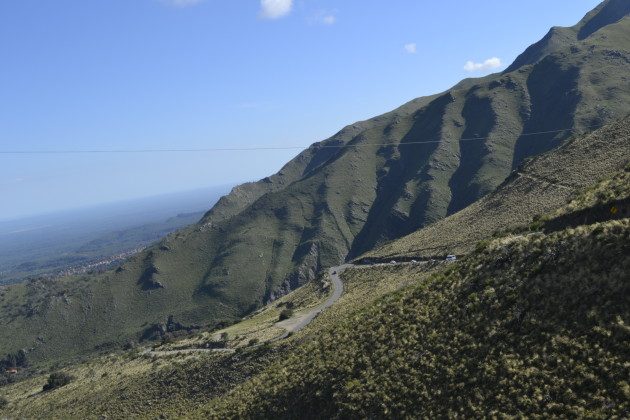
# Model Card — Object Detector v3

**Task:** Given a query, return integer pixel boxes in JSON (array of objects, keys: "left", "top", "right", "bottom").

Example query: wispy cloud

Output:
[
  {"left": 160, "top": 0, "right": 204, "bottom": 7},
  {"left": 309, "top": 10, "right": 337, "bottom": 25},
  {"left": 260, "top": 0, "right": 293, "bottom": 19},
  {"left": 404, "top": 43, "right": 417, "bottom": 54},
  {"left": 321, "top": 15, "right": 336, "bottom": 25},
  {"left": 463, "top": 57, "right": 502, "bottom": 72}
]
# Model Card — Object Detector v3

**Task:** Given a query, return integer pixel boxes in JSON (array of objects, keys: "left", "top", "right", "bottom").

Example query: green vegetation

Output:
[
  {"left": 0, "top": 350, "right": 28, "bottom": 369},
  {"left": 43, "top": 372, "right": 73, "bottom": 392},
  {"left": 552, "top": 163, "right": 630, "bottom": 217},
  {"left": 201, "top": 219, "right": 630, "bottom": 418},
  {"left": 278, "top": 308, "right": 294, "bottom": 321},
  {"left": 192, "top": 155, "right": 630, "bottom": 418},
  {"left": 0, "top": 348, "right": 279, "bottom": 418}
]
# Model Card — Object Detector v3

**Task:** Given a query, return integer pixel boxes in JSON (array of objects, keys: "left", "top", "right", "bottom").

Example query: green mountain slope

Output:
[
  {"left": 0, "top": 0, "right": 628, "bottom": 366},
  {"left": 368, "top": 115, "right": 630, "bottom": 259},
  {"left": 198, "top": 178, "right": 630, "bottom": 418}
]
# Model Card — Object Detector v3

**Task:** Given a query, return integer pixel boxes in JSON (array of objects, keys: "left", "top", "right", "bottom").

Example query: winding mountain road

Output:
[
  {"left": 144, "top": 265, "right": 349, "bottom": 356},
  {"left": 275, "top": 264, "right": 351, "bottom": 338},
  {"left": 146, "top": 261, "right": 429, "bottom": 355}
]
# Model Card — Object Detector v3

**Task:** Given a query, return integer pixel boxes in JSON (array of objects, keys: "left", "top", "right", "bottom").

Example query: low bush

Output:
[
  {"left": 278, "top": 309, "right": 294, "bottom": 321},
  {"left": 43, "top": 372, "right": 73, "bottom": 392}
]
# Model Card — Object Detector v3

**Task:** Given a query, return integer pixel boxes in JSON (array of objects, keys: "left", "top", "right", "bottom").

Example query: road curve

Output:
[
  {"left": 274, "top": 264, "right": 351, "bottom": 340},
  {"left": 144, "top": 261, "right": 438, "bottom": 355},
  {"left": 145, "top": 264, "right": 351, "bottom": 355},
  {"left": 288, "top": 264, "right": 351, "bottom": 334}
]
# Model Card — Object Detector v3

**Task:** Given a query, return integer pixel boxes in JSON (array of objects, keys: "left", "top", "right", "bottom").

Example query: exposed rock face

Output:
[
  {"left": 268, "top": 243, "right": 322, "bottom": 303},
  {"left": 139, "top": 265, "right": 164, "bottom": 290},
  {"left": 140, "top": 315, "right": 201, "bottom": 342}
]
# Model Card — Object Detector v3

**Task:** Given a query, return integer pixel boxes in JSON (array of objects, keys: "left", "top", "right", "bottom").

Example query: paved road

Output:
[
  {"left": 145, "top": 265, "right": 350, "bottom": 355},
  {"left": 142, "top": 347, "right": 234, "bottom": 357},
  {"left": 276, "top": 263, "right": 351, "bottom": 338}
]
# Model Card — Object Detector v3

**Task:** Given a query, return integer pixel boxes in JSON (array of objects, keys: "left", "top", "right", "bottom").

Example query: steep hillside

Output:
[
  {"left": 0, "top": 0, "right": 628, "bottom": 366},
  {"left": 200, "top": 202, "right": 630, "bottom": 418},
  {"left": 368, "top": 115, "right": 630, "bottom": 259}
]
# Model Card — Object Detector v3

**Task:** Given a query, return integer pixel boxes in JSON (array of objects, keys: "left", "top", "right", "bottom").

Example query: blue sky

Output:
[{"left": 0, "top": 0, "right": 602, "bottom": 220}]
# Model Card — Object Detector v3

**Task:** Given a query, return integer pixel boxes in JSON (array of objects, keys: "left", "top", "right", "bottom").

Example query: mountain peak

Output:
[
  {"left": 577, "top": 0, "right": 630, "bottom": 40},
  {"left": 504, "top": 0, "right": 630, "bottom": 73}
]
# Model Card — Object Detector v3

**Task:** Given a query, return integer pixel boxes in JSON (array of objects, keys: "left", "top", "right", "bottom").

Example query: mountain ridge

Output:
[
  {"left": 0, "top": 0, "right": 628, "bottom": 366},
  {"left": 365, "top": 115, "right": 630, "bottom": 260}
]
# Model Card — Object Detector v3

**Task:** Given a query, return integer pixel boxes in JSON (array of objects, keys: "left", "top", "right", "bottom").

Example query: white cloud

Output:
[
  {"left": 463, "top": 57, "right": 502, "bottom": 72},
  {"left": 404, "top": 43, "right": 417, "bottom": 54},
  {"left": 260, "top": 0, "right": 293, "bottom": 19},
  {"left": 161, "top": 0, "right": 203, "bottom": 7}
]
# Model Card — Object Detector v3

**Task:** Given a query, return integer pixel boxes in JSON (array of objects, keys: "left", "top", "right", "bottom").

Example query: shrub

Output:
[
  {"left": 0, "top": 396, "right": 7, "bottom": 409},
  {"left": 278, "top": 309, "right": 294, "bottom": 321},
  {"left": 43, "top": 372, "right": 73, "bottom": 391},
  {"left": 248, "top": 338, "right": 259, "bottom": 347},
  {"left": 122, "top": 340, "right": 136, "bottom": 350}
]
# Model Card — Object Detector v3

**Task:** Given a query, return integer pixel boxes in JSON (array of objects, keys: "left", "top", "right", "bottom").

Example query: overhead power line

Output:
[{"left": 0, "top": 125, "right": 601, "bottom": 155}]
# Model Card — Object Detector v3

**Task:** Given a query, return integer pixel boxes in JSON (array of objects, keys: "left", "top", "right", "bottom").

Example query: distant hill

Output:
[
  {"left": 0, "top": 0, "right": 628, "bottom": 367},
  {"left": 0, "top": 186, "right": 229, "bottom": 284}
]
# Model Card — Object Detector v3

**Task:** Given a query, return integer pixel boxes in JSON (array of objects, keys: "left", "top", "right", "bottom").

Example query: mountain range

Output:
[{"left": 0, "top": 0, "right": 628, "bottom": 368}]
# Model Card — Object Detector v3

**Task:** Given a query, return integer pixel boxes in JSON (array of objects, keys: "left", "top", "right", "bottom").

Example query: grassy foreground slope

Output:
[
  {"left": 0, "top": 257, "right": 440, "bottom": 418},
  {"left": 201, "top": 215, "right": 630, "bottom": 418},
  {"left": 368, "top": 114, "right": 630, "bottom": 260},
  {"left": 1, "top": 0, "right": 629, "bottom": 367}
]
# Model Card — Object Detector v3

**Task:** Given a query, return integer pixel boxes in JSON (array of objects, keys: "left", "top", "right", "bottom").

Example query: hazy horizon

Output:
[{"left": 0, "top": 182, "right": 234, "bottom": 223}]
